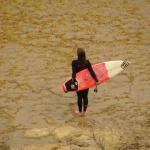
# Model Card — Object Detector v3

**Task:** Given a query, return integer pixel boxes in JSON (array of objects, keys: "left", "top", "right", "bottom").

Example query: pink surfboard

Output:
[{"left": 61, "top": 60, "right": 129, "bottom": 92}]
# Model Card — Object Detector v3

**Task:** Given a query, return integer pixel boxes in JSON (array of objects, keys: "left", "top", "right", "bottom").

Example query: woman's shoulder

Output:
[
  {"left": 72, "top": 59, "right": 78, "bottom": 65},
  {"left": 72, "top": 59, "right": 78, "bottom": 62},
  {"left": 86, "top": 59, "right": 91, "bottom": 65}
]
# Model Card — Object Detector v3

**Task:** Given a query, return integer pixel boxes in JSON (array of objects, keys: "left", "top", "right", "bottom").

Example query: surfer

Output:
[{"left": 71, "top": 48, "right": 98, "bottom": 116}]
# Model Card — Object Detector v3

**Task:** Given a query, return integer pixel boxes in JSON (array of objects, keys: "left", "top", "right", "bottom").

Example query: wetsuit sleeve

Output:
[
  {"left": 72, "top": 60, "right": 76, "bottom": 81},
  {"left": 87, "top": 60, "right": 98, "bottom": 82}
]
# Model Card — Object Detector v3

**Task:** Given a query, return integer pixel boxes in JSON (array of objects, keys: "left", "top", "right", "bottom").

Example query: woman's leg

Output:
[
  {"left": 76, "top": 91, "right": 83, "bottom": 112},
  {"left": 82, "top": 89, "right": 89, "bottom": 112}
]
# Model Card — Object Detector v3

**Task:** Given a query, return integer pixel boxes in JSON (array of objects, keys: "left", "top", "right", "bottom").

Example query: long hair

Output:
[{"left": 77, "top": 48, "right": 86, "bottom": 63}]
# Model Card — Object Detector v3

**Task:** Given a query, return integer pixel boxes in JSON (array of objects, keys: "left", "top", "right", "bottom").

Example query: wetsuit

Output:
[{"left": 72, "top": 59, "right": 98, "bottom": 112}]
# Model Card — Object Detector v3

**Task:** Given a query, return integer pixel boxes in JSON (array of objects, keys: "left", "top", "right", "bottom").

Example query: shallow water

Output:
[{"left": 0, "top": 0, "right": 150, "bottom": 149}]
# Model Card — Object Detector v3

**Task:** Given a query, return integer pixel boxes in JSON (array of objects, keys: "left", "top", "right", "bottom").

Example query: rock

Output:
[
  {"left": 12, "top": 144, "right": 70, "bottom": 150},
  {"left": 53, "top": 125, "right": 96, "bottom": 148},
  {"left": 24, "top": 127, "right": 55, "bottom": 138},
  {"left": 70, "top": 134, "right": 93, "bottom": 147},
  {"left": 46, "top": 116, "right": 57, "bottom": 125},
  {"left": 53, "top": 125, "right": 79, "bottom": 140},
  {"left": 93, "top": 127, "right": 122, "bottom": 150}
]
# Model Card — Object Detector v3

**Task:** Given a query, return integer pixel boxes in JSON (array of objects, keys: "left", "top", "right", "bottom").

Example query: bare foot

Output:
[
  {"left": 82, "top": 111, "right": 88, "bottom": 116},
  {"left": 74, "top": 110, "right": 83, "bottom": 117}
]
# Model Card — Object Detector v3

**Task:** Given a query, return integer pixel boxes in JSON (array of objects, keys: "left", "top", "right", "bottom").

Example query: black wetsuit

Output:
[{"left": 72, "top": 59, "right": 98, "bottom": 112}]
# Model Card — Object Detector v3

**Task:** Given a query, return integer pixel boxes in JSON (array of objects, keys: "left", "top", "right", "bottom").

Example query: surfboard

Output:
[{"left": 61, "top": 60, "right": 129, "bottom": 93}]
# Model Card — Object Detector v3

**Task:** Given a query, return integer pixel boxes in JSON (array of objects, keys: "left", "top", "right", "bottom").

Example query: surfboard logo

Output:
[{"left": 121, "top": 60, "right": 129, "bottom": 69}]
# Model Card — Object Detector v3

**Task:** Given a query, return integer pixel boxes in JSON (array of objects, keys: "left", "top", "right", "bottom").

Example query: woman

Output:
[{"left": 71, "top": 48, "right": 98, "bottom": 116}]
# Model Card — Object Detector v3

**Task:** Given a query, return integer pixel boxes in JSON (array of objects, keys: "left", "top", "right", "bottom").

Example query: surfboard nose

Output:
[{"left": 121, "top": 60, "right": 130, "bottom": 69}]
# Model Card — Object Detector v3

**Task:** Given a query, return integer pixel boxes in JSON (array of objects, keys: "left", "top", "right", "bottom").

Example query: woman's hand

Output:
[
  {"left": 71, "top": 84, "right": 75, "bottom": 89},
  {"left": 94, "top": 81, "right": 98, "bottom": 93}
]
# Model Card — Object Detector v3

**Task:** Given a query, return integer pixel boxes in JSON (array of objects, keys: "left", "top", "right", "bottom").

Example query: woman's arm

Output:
[
  {"left": 87, "top": 60, "right": 98, "bottom": 82},
  {"left": 72, "top": 60, "right": 76, "bottom": 81}
]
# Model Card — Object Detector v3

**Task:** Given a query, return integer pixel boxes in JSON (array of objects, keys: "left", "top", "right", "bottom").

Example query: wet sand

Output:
[{"left": 0, "top": 0, "right": 150, "bottom": 149}]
